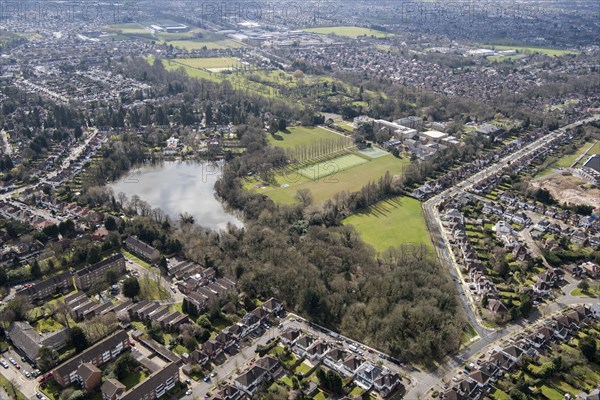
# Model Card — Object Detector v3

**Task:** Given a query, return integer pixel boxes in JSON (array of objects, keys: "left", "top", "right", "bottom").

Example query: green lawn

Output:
[
  {"left": 268, "top": 126, "right": 347, "bottom": 149},
  {"left": 484, "top": 44, "right": 578, "bottom": 56},
  {"left": 296, "top": 153, "right": 368, "bottom": 179},
  {"left": 342, "top": 196, "right": 432, "bottom": 252},
  {"left": 34, "top": 317, "right": 64, "bottom": 333},
  {"left": 490, "top": 388, "right": 509, "bottom": 400},
  {"left": 295, "top": 361, "right": 312, "bottom": 376},
  {"left": 174, "top": 57, "right": 240, "bottom": 70},
  {"left": 303, "top": 26, "right": 390, "bottom": 38},
  {"left": 536, "top": 140, "right": 599, "bottom": 176},
  {"left": 539, "top": 384, "right": 563, "bottom": 400},
  {"left": 246, "top": 153, "right": 409, "bottom": 204},
  {"left": 139, "top": 277, "right": 170, "bottom": 300},
  {"left": 571, "top": 285, "right": 600, "bottom": 298},
  {"left": 121, "top": 370, "right": 149, "bottom": 390}
]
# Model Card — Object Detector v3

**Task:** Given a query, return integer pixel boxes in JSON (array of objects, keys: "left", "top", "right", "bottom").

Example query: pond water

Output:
[{"left": 110, "top": 161, "right": 242, "bottom": 231}]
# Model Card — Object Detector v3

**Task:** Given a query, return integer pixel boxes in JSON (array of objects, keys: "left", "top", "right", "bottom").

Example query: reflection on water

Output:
[{"left": 110, "top": 161, "right": 242, "bottom": 231}]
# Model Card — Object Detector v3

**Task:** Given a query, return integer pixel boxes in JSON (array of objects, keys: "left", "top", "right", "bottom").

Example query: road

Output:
[{"left": 409, "top": 115, "right": 600, "bottom": 398}]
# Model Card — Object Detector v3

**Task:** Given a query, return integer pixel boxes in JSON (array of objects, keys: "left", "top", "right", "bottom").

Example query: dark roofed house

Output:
[
  {"left": 74, "top": 253, "right": 125, "bottom": 290},
  {"left": 53, "top": 330, "right": 129, "bottom": 387},
  {"left": 15, "top": 271, "right": 73, "bottom": 303},
  {"left": 101, "top": 378, "right": 126, "bottom": 400},
  {"left": 211, "top": 384, "right": 242, "bottom": 400},
  {"left": 7, "top": 321, "right": 68, "bottom": 362},
  {"left": 118, "top": 361, "right": 179, "bottom": 400},
  {"left": 77, "top": 363, "right": 102, "bottom": 390},
  {"left": 124, "top": 236, "right": 160, "bottom": 263},
  {"left": 234, "top": 365, "right": 268, "bottom": 396}
]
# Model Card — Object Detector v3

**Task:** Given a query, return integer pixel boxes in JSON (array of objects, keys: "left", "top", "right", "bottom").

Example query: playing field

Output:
[
  {"left": 343, "top": 196, "right": 432, "bottom": 252},
  {"left": 268, "top": 126, "right": 347, "bottom": 149},
  {"left": 167, "top": 39, "right": 244, "bottom": 50},
  {"left": 303, "top": 26, "right": 390, "bottom": 38},
  {"left": 296, "top": 154, "right": 368, "bottom": 179},
  {"left": 485, "top": 44, "right": 578, "bottom": 56},
  {"left": 175, "top": 57, "right": 240, "bottom": 69},
  {"left": 108, "top": 23, "right": 151, "bottom": 35},
  {"left": 359, "top": 147, "right": 389, "bottom": 159},
  {"left": 247, "top": 153, "right": 410, "bottom": 204}
]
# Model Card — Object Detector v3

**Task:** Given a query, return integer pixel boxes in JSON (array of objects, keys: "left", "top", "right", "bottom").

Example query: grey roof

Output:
[{"left": 7, "top": 321, "right": 68, "bottom": 360}]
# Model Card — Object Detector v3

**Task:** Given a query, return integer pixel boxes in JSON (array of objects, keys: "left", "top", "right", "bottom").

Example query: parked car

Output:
[{"left": 8, "top": 357, "right": 16, "bottom": 365}]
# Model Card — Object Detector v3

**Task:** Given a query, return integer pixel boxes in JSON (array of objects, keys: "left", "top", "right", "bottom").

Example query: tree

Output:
[
  {"left": 68, "top": 326, "right": 89, "bottom": 353},
  {"left": 30, "top": 260, "right": 41, "bottom": 279},
  {"left": 122, "top": 277, "right": 140, "bottom": 300},
  {"left": 104, "top": 216, "right": 117, "bottom": 231},
  {"left": 6, "top": 296, "right": 31, "bottom": 321},
  {"left": 578, "top": 279, "right": 590, "bottom": 292},
  {"left": 580, "top": 335, "right": 596, "bottom": 362},
  {"left": 113, "top": 353, "right": 140, "bottom": 379},
  {"left": 278, "top": 118, "right": 287, "bottom": 132},
  {"left": 38, "top": 346, "right": 58, "bottom": 372}
]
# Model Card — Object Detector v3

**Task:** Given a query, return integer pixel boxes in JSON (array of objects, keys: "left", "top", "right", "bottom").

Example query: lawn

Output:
[
  {"left": 295, "top": 361, "right": 313, "bottom": 376},
  {"left": 535, "top": 140, "right": 598, "bottom": 176},
  {"left": 342, "top": 196, "right": 432, "bottom": 252},
  {"left": 539, "top": 384, "right": 563, "bottom": 400},
  {"left": 267, "top": 126, "right": 347, "bottom": 150},
  {"left": 490, "top": 388, "right": 509, "bottom": 400},
  {"left": 296, "top": 153, "right": 368, "bottom": 180},
  {"left": 121, "top": 249, "right": 153, "bottom": 269},
  {"left": 303, "top": 26, "right": 390, "bottom": 38},
  {"left": 484, "top": 44, "right": 578, "bottom": 56},
  {"left": 167, "top": 39, "right": 243, "bottom": 50},
  {"left": 121, "top": 369, "right": 149, "bottom": 390},
  {"left": 0, "top": 373, "right": 27, "bottom": 400},
  {"left": 571, "top": 285, "right": 600, "bottom": 298},
  {"left": 247, "top": 152, "right": 409, "bottom": 204},
  {"left": 138, "top": 277, "right": 171, "bottom": 300},
  {"left": 174, "top": 57, "right": 240, "bottom": 70},
  {"left": 34, "top": 317, "right": 64, "bottom": 333}
]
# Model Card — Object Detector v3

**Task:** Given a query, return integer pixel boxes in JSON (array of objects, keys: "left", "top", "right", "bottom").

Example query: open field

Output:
[
  {"left": 531, "top": 174, "right": 600, "bottom": 209},
  {"left": 484, "top": 44, "right": 579, "bottom": 56},
  {"left": 268, "top": 126, "right": 347, "bottom": 149},
  {"left": 574, "top": 140, "right": 600, "bottom": 167},
  {"left": 303, "top": 26, "right": 390, "bottom": 38},
  {"left": 166, "top": 39, "right": 243, "bottom": 50},
  {"left": 246, "top": 153, "right": 410, "bottom": 204},
  {"left": 107, "top": 23, "right": 152, "bottom": 35},
  {"left": 174, "top": 57, "right": 240, "bottom": 70},
  {"left": 296, "top": 153, "right": 368, "bottom": 179},
  {"left": 537, "top": 140, "right": 600, "bottom": 176},
  {"left": 342, "top": 196, "right": 432, "bottom": 252}
]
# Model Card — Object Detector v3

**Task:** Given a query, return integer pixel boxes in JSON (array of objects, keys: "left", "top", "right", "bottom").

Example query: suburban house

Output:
[
  {"left": 101, "top": 378, "right": 126, "bottom": 400},
  {"left": 580, "top": 261, "right": 600, "bottom": 279},
  {"left": 74, "top": 253, "right": 126, "bottom": 290},
  {"left": 234, "top": 365, "right": 269, "bottom": 396},
  {"left": 124, "top": 236, "right": 160, "bottom": 263},
  {"left": 53, "top": 330, "right": 130, "bottom": 387}
]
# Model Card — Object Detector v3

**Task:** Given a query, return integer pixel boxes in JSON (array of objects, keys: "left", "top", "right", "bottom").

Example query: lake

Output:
[{"left": 110, "top": 161, "right": 242, "bottom": 231}]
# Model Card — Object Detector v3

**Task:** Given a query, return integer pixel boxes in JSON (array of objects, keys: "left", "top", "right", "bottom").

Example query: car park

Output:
[
  {"left": 0, "top": 360, "right": 8, "bottom": 369},
  {"left": 24, "top": 371, "right": 30, "bottom": 378},
  {"left": 8, "top": 357, "right": 16, "bottom": 365},
  {"left": 185, "top": 390, "right": 192, "bottom": 396},
  {"left": 203, "top": 376, "right": 211, "bottom": 382}
]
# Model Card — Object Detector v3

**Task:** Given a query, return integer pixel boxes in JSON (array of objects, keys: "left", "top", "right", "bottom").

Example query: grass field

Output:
[
  {"left": 537, "top": 140, "right": 599, "bottom": 176},
  {"left": 296, "top": 153, "right": 368, "bottom": 179},
  {"left": 485, "top": 44, "right": 578, "bottom": 56},
  {"left": 303, "top": 26, "right": 390, "bottom": 38},
  {"left": 248, "top": 153, "right": 409, "bottom": 204},
  {"left": 342, "top": 196, "right": 431, "bottom": 252},
  {"left": 174, "top": 57, "right": 240, "bottom": 70},
  {"left": 139, "top": 277, "right": 171, "bottom": 300},
  {"left": 167, "top": 39, "right": 243, "bottom": 50},
  {"left": 268, "top": 126, "right": 346, "bottom": 149},
  {"left": 107, "top": 23, "right": 151, "bottom": 34}
]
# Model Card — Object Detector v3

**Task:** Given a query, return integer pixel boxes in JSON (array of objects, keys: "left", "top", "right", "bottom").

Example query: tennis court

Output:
[
  {"left": 359, "top": 146, "right": 390, "bottom": 159},
  {"left": 296, "top": 154, "right": 368, "bottom": 180}
]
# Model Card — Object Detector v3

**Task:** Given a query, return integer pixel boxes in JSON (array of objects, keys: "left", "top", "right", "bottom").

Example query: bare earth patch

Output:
[{"left": 531, "top": 173, "right": 600, "bottom": 208}]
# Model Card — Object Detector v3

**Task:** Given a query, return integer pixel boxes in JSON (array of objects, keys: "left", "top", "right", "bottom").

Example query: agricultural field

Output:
[
  {"left": 246, "top": 152, "right": 410, "bottom": 204},
  {"left": 342, "top": 196, "right": 432, "bottom": 252},
  {"left": 484, "top": 44, "right": 579, "bottom": 56},
  {"left": 303, "top": 26, "right": 391, "bottom": 38},
  {"left": 268, "top": 126, "right": 348, "bottom": 149}
]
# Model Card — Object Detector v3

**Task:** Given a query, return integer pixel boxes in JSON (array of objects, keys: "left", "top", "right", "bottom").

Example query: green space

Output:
[
  {"left": 487, "top": 55, "right": 522, "bottom": 62},
  {"left": 121, "top": 249, "right": 152, "bottom": 269},
  {"left": 296, "top": 153, "right": 368, "bottom": 179},
  {"left": 303, "top": 26, "right": 391, "bottom": 38},
  {"left": 342, "top": 196, "right": 432, "bottom": 252},
  {"left": 295, "top": 361, "right": 313, "bottom": 376},
  {"left": 174, "top": 57, "right": 241, "bottom": 70},
  {"left": 574, "top": 141, "right": 600, "bottom": 167},
  {"left": 121, "top": 370, "right": 149, "bottom": 390},
  {"left": 536, "top": 140, "right": 599, "bottom": 176},
  {"left": 34, "top": 317, "right": 64, "bottom": 333},
  {"left": 0, "top": 373, "right": 27, "bottom": 400},
  {"left": 484, "top": 44, "right": 579, "bottom": 56},
  {"left": 246, "top": 152, "right": 409, "bottom": 204},
  {"left": 571, "top": 284, "right": 600, "bottom": 298},
  {"left": 268, "top": 126, "right": 347, "bottom": 150},
  {"left": 107, "top": 23, "right": 151, "bottom": 35},
  {"left": 166, "top": 39, "right": 243, "bottom": 50},
  {"left": 138, "top": 277, "right": 171, "bottom": 300}
]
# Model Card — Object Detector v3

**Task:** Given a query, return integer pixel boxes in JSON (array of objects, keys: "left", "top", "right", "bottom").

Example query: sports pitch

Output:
[
  {"left": 175, "top": 57, "right": 240, "bottom": 69},
  {"left": 268, "top": 126, "right": 349, "bottom": 149},
  {"left": 343, "top": 196, "right": 432, "bottom": 252},
  {"left": 296, "top": 154, "right": 368, "bottom": 179},
  {"left": 303, "top": 26, "right": 390, "bottom": 38}
]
